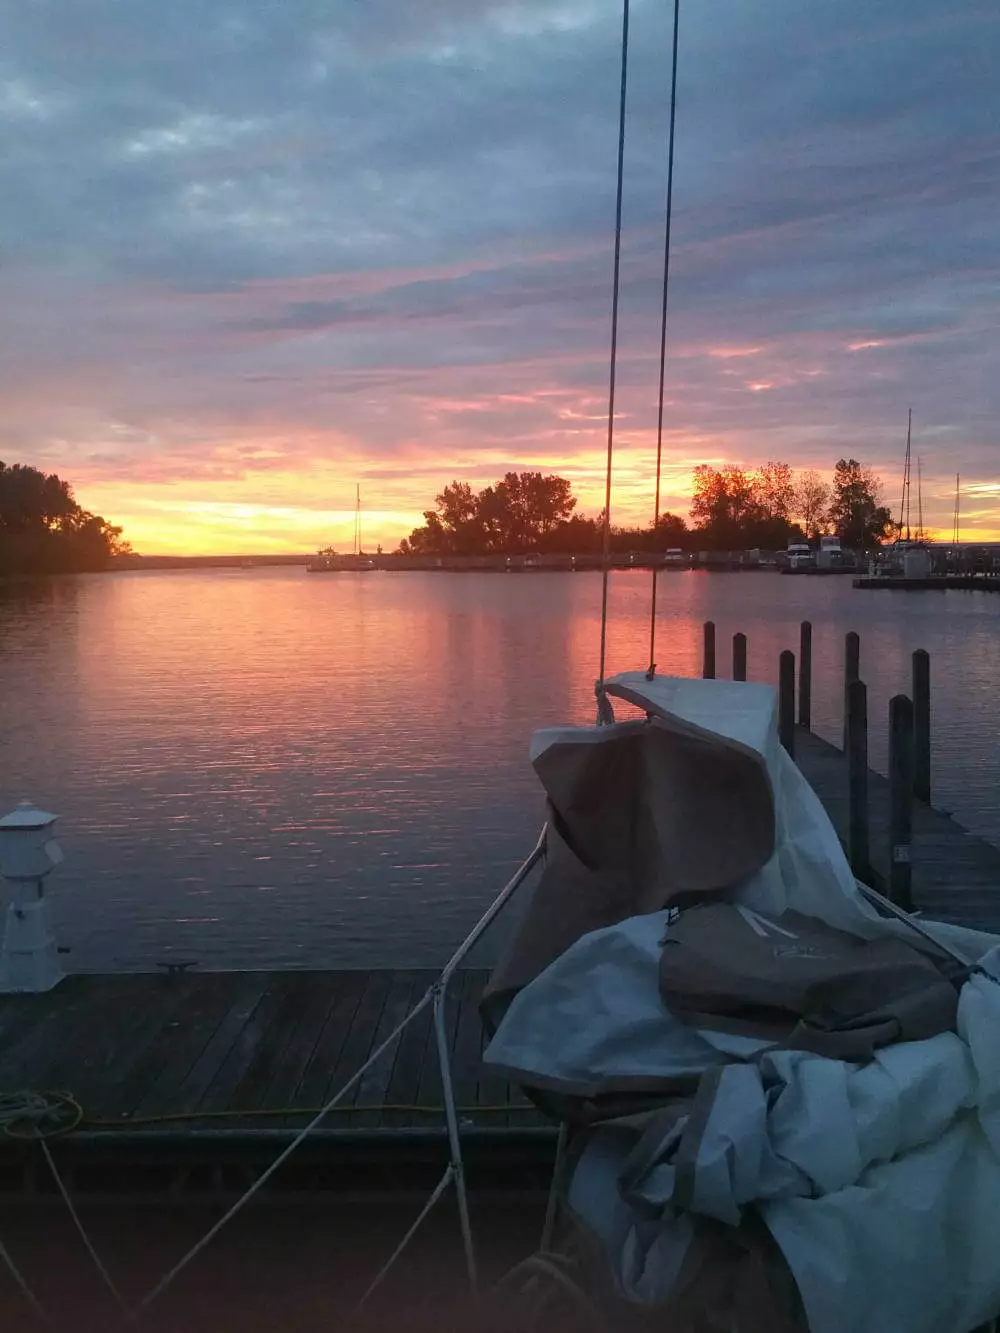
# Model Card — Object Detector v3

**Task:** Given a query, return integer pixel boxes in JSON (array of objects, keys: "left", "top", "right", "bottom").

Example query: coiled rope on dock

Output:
[{"left": 0, "top": 1089, "right": 82, "bottom": 1139}]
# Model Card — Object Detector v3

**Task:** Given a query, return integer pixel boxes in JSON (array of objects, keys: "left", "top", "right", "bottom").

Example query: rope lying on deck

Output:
[{"left": 0, "top": 1089, "right": 82, "bottom": 1139}]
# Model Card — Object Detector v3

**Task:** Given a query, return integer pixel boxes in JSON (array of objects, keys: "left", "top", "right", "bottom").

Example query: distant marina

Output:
[{"left": 113, "top": 540, "right": 1000, "bottom": 583}]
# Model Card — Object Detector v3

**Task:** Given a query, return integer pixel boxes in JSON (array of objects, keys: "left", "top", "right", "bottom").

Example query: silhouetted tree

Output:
[
  {"left": 690, "top": 462, "right": 805, "bottom": 550},
  {"left": 606, "top": 512, "right": 688, "bottom": 553},
  {"left": 400, "top": 471, "right": 577, "bottom": 554},
  {"left": 433, "top": 481, "right": 484, "bottom": 554},
  {"left": 829, "top": 459, "right": 894, "bottom": 549},
  {"left": 793, "top": 470, "right": 832, "bottom": 539},
  {"left": 690, "top": 465, "right": 759, "bottom": 547},
  {"left": 0, "top": 461, "right": 131, "bottom": 574},
  {"left": 756, "top": 461, "right": 795, "bottom": 524}
]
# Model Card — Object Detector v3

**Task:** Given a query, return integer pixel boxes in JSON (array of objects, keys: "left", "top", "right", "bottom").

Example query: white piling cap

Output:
[{"left": 0, "top": 801, "right": 58, "bottom": 831}]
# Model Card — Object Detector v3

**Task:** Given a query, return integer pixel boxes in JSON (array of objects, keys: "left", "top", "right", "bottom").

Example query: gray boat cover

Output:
[
  {"left": 658, "top": 901, "right": 963, "bottom": 1062},
  {"left": 483, "top": 674, "right": 1000, "bottom": 1333}
]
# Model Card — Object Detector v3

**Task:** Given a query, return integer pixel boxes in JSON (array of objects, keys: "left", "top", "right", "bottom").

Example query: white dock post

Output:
[{"left": 0, "top": 801, "right": 65, "bottom": 993}]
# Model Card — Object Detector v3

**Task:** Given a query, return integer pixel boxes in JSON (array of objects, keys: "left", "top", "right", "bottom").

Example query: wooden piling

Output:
[
  {"left": 889, "top": 694, "right": 915, "bottom": 910},
  {"left": 779, "top": 651, "right": 795, "bottom": 757},
  {"left": 846, "top": 678, "right": 870, "bottom": 883},
  {"left": 732, "top": 632, "right": 747, "bottom": 682},
  {"left": 703, "top": 621, "right": 716, "bottom": 679},
  {"left": 843, "top": 631, "right": 860, "bottom": 749},
  {"left": 798, "top": 620, "right": 812, "bottom": 730},
  {"left": 912, "top": 649, "right": 931, "bottom": 804}
]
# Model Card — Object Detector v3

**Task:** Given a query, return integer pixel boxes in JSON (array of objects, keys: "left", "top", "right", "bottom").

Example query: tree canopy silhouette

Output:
[
  {"left": 828, "top": 459, "right": 894, "bottom": 549},
  {"left": 689, "top": 461, "right": 805, "bottom": 550},
  {"left": 398, "top": 471, "right": 687, "bottom": 555},
  {"left": 0, "top": 461, "right": 131, "bottom": 575},
  {"left": 397, "top": 457, "right": 895, "bottom": 557}
]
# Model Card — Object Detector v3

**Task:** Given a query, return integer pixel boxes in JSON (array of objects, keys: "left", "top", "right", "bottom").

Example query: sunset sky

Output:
[{"left": 2, "top": 0, "right": 998, "bottom": 554}]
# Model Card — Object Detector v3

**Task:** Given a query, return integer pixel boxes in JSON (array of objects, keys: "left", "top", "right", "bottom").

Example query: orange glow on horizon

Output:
[
  {"left": 62, "top": 385, "right": 1000, "bottom": 555},
  {"left": 75, "top": 440, "right": 713, "bottom": 554},
  {"left": 77, "top": 453, "right": 1000, "bottom": 556}
]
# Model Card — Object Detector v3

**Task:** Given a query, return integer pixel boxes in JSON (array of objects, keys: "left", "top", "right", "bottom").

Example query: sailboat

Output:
[
  {"left": 307, "top": 484, "right": 377, "bottom": 572},
  {"left": 880, "top": 411, "right": 933, "bottom": 579}
]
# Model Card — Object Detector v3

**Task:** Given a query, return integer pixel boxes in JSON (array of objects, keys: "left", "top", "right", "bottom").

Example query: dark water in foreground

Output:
[{"left": 0, "top": 568, "right": 996, "bottom": 970}]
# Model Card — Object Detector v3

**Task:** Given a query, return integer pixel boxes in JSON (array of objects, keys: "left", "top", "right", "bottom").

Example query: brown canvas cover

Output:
[
  {"left": 658, "top": 902, "right": 965, "bottom": 1061},
  {"left": 482, "top": 712, "right": 775, "bottom": 1025}
]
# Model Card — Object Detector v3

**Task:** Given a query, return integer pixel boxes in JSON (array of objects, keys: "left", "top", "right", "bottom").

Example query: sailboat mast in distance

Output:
[
  {"left": 953, "top": 473, "right": 961, "bottom": 545},
  {"left": 917, "top": 456, "right": 924, "bottom": 542},
  {"left": 354, "top": 484, "right": 361, "bottom": 557},
  {"left": 898, "top": 408, "right": 912, "bottom": 541}
]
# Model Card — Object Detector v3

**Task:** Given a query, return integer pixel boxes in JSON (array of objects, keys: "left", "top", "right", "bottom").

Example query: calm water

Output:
[{"left": 0, "top": 569, "right": 997, "bottom": 971}]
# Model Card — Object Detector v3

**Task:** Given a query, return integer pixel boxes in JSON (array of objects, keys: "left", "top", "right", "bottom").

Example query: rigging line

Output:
[
  {"left": 40, "top": 1138, "right": 126, "bottom": 1310},
  {"left": 647, "top": 0, "right": 681, "bottom": 679},
  {"left": 0, "top": 1236, "right": 50, "bottom": 1325},
  {"left": 597, "top": 0, "right": 631, "bottom": 697}
]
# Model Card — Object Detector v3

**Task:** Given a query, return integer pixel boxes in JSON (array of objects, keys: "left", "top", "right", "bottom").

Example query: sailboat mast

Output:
[
  {"left": 953, "top": 473, "right": 961, "bottom": 545},
  {"left": 917, "top": 455, "right": 924, "bottom": 541},
  {"left": 898, "top": 409, "right": 912, "bottom": 541},
  {"left": 355, "top": 484, "right": 361, "bottom": 557}
]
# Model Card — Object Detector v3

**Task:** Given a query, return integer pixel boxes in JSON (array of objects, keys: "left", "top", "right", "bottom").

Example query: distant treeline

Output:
[
  {"left": 395, "top": 460, "right": 894, "bottom": 557},
  {"left": 0, "top": 461, "right": 131, "bottom": 575}
]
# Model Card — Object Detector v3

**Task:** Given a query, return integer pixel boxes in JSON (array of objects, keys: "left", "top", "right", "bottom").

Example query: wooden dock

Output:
[
  {"left": 795, "top": 728, "right": 1000, "bottom": 932},
  {"left": 0, "top": 968, "right": 555, "bottom": 1193}
]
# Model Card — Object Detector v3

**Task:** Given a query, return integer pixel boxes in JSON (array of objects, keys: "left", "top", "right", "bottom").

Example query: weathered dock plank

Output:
[
  {"left": 287, "top": 970, "right": 368, "bottom": 1125},
  {"left": 382, "top": 973, "right": 436, "bottom": 1129},
  {"left": 128, "top": 973, "right": 252, "bottom": 1119}
]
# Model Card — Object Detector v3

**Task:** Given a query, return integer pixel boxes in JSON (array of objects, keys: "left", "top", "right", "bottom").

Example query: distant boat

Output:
[
  {"left": 781, "top": 536, "right": 858, "bottom": 575},
  {"left": 307, "top": 485, "right": 377, "bottom": 573},
  {"left": 781, "top": 541, "right": 815, "bottom": 574}
]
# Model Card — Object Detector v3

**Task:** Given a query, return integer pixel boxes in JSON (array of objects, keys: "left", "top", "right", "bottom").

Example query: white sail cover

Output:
[{"left": 484, "top": 674, "right": 1000, "bottom": 1333}]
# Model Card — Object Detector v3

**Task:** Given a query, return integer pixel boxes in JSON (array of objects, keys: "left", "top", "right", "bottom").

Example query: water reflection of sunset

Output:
[{"left": 3, "top": 568, "right": 998, "bottom": 970}]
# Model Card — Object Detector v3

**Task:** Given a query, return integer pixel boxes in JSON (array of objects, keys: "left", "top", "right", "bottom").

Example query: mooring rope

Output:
[
  {"left": 596, "top": 0, "right": 631, "bottom": 712},
  {"left": 647, "top": 0, "right": 681, "bottom": 679}
]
